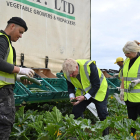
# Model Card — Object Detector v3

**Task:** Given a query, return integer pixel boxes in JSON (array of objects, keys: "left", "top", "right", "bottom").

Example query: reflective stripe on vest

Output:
[
  {"left": 124, "top": 89, "right": 140, "bottom": 93},
  {"left": 0, "top": 75, "right": 15, "bottom": 83},
  {"left": 0, "top": 33, "right": 15, "bottom": 85}
]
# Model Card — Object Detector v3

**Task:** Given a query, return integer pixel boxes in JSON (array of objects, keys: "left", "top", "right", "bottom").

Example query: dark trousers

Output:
[
  {"left": 0, "top": 88, "right": 15, "bottom": 140},
  {"left": 72, "top": 88, "right": 109, "bottom": 121},
  {"left": 126, "top": 103, "right": 140, "bottom": 134}
]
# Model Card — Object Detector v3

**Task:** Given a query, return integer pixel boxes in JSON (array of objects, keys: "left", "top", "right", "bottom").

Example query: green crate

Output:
[
  {"left": 43, "top": 78, "right": 68, "bottom": 92},
  {"left": 14, "top": 95, "right": 26, "bottom": 106},
  {"left": 107, "top": 77, "right": 121, "bottom": 87},
  {"left": 109, "top": 88, "right": 119, "bottom": 95},
  {"left": 56, "top": 73, "right": 65, "bottom": 79},
  {"left": 43, "top": 78, "right": 69, "bottom": 100},
  {"left": 25, "top": 92, "right": 57, "bottom": 103},
  {"left": 14, "top": 82, "right": 28, "bottom": 106},
  {"left": 19, "top": 78, "right": 58, "bottom": 95},
  {"left": 14, "top": 82, "right": 29, "bottom": 95},
  {"left": 107, "top": 79, "right": 120, "bottom": 95},
  {"left": 18, "top": 78, "right": 58, "bottom": 103},
  {"left": 54, "top": 91, "right": 69, "bottom": 100},
  {"left": 108, "top": 73, "right": 115, "bottom": 76}
]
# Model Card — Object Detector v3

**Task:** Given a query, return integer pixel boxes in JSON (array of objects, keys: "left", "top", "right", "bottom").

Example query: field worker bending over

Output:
[
  {"left": 62, "top": 58, "right": 109, "bottom": 136},
  {"left": 0, "top": 17, "right": 35, "bottom": 139},
  {"left": 120, "top": 40, "right": 140, "bottom": 138}
]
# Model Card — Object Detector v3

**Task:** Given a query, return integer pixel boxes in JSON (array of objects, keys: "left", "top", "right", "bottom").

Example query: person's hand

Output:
[
  {"left": 131, "top": 79, "right": 140, "bottom": 86},
  {"left": 18, "top": 67, "right": 35, "bottom": 77},
  {"left": 71, "top": 96, "right": 85, "bottom": 106},
  {"left": 21, "top": 79, "right": 32, "bottom": 85},
  {"left": 120, "top": 89, "right": 124, "bottom": 101},
  {"left": 70, "top": 97, "right": 76, "bottom": 105},
  {"left": 16, "top": 75, "right": 32, "bottom": 85}
]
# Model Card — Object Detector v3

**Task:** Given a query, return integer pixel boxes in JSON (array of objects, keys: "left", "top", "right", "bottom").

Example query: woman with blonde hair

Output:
[{"left": 120, "top": 40, "right": 140, "bottom": 137}]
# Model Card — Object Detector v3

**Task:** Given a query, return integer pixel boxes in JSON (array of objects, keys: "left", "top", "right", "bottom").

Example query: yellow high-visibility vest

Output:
[
  {"left": 64, "top": 59, "right": 108, "bottom": 101},
  {"left": 123, "top": 56, "right": 140, "bottom": 102},
  {"left": 118, "top": 68, "right": 123, "bottom": 81},
  {"left": 0, "top": 32, "right": 15, "bottom": 88}
]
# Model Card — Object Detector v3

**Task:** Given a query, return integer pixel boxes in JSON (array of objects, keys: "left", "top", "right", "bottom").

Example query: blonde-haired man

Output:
[{"left": 62, "top": 58, "right": 109, "bottom": 136}]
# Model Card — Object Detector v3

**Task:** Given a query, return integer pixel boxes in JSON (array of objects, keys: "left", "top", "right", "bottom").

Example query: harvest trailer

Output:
[{"left": 1, "top": 0, "right": 91, "bottom": 73}]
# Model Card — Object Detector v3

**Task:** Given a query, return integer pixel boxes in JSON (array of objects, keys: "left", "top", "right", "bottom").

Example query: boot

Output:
[{"left": 102, "top": 127, "right": 109, "bottom": 136}]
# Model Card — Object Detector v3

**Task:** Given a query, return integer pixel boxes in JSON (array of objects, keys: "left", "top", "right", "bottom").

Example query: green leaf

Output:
[
  {"left": 28, "top": 121, "right": 44, "bottom": 134},
  {"left": 114, "top": 121, "right": 126, "bottom": 132},
  {"left": 44, "top": 106, "right": 63, "bottom": 124},
  {"left": 45, "top": 123, "right": 60, "bottom": 139}
]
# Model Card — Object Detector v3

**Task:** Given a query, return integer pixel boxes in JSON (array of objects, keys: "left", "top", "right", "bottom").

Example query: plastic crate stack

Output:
[
  {"left": 43, "top": 78, "right": 68, "bottom": 99},
  {"left": 14, "top": 73, "right": 121, "bottom": 106},
  {"left": 14, "top": 77, "right": 69, "bottom": 106},
  {"left": 14, "top": 82, "right": 28, "bottom": 106},
  {"left": 106, "top": 78, "right": 121, "bottom": 94}
]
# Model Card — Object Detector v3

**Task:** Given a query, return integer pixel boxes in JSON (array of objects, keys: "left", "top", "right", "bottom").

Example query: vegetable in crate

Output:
[
  {"left": 29, "top": 88, "right": 47, "bottom": 93},
  {"left": 20, "top": 76, "right": 41, "bottom": 86}
]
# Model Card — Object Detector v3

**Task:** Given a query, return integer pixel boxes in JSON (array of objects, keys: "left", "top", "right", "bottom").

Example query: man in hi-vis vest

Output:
[
  {"left": 0, "top": 17, "right": 35, "bottom": 139},
  {"left": 114, "top": 57, "right": 124, "bottom": 80},
  {"left": 62, "top": 58, "right": 109, "bottom": 136}
]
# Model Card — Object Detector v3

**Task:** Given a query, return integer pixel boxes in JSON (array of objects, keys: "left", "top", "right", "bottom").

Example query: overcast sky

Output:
[{"left": 91, "top": 0, "right": 140, "bottom": 71}]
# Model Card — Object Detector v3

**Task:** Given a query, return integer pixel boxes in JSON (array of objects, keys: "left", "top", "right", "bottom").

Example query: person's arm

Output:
[
  {"left": 84, "top": 62, "right": 100, "bottom": 100},
  {"left": 120, "top": 77, "right": 124, "bottom": 89},
  {"left": 12, "top": 66, "right": 20, "bottom": 73},
  {"left": 120, "top": 77, "right": 124, "bottom": 101},
  {"left": 66, "top": 79, "right": 75, "bottom": 98},
  {"left": 0, "top": 37, "right": 14, "bottom": 73},
  {"left": 0, "top": 37, "right": 34, "bottom": 77}
]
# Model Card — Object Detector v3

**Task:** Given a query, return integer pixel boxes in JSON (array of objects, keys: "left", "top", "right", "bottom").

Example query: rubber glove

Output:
[
  {"left": 18, "top": 67, "right": 35, "bottom": 77},
  {"left": 120, "top": 89, "right": 124, "bottom": 101},
  {"left": 131, "top": 79, "right": 140, "bottom": 86},
  {"left": 116, "top": 86, "right": 121, "bottom": 91}
]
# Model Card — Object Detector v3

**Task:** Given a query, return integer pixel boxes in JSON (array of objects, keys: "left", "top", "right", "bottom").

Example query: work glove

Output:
[
  {"left": 18, "top": 67, "right": 35, "bottom": 77},
  {"left": 131, "top": 79, "right": 140, "bottom": 86},
  {"left": 116, "top": 86, "right": 121, "bottom": 91},
  {"left": 120, "top": 89, "right": 124, "bottom": 101},
  {"left": 113, "top": 73, "right": 118, "bottom": 78}
]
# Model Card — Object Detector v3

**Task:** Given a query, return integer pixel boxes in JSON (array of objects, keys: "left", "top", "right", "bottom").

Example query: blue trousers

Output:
[{"left": 72, "top": 88, "right": 109, "bottom": 121}]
